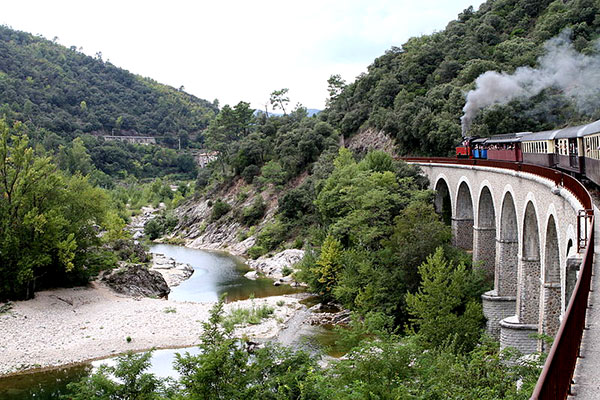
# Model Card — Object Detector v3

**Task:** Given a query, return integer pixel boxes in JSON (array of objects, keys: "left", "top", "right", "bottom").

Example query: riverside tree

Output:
[{"left": 0, "top": 119, "right": 116, "bottom": 300}]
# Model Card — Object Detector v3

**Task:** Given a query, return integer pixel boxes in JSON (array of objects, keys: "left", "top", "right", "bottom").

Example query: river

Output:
[{"left": 0, "top": 244, "right": 312, "bottom": 399}]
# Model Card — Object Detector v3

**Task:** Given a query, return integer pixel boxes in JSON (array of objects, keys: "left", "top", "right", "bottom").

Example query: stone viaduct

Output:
[{"left": 407, "top": 159, "right": 588, "bottom": 354}]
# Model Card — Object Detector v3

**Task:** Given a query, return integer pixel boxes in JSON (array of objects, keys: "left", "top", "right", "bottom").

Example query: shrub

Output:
[
  {"left": 248, "top": 245, "right": 267, "bottom": 259},
  {"left": 281, "top": 266, "right": 293, "bottom": 276},
  {"left": 241, "top": 196, "right": 267, "bottom": 225},
  {"left": 210, "top": 200, "right": 232, "bottom": 222},
  {"left": 256, "top": 220, "right": 287, "bottom": 251},
  {"left": 259, "top": 161, "right": 287, "bottom": 186},
  {"left": 196, "top": 168, "right": 212, "bottom": 190},
  {"left": 143, "top": 213, "right": 179, "bottom": 240},
  {"left": 223, "top": 303, "right": 274, "bottom": 330},
  {"left": 241, "top": 164, "right": 260, "bottom": 184}
]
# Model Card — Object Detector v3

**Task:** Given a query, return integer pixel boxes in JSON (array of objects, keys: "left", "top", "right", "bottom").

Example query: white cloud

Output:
[{"left": 1, "top": 0, "right": 482, "bottom": 110}]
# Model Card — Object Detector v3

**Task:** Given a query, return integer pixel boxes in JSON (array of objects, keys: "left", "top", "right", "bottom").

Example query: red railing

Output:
[
  {"left": 403, "top": 157, "right": 595, "bottom": 399},
  {"left": 531, "top": 216, "right": 593, "bottom": 399}
]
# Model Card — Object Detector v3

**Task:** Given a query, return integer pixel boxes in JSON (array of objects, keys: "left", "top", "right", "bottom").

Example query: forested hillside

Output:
[
  {"left": 0, "top": 25, "right": 218, "bottom": 144},
  {"left": 323, "top": 0, "right": 600, "bottom": 156}
]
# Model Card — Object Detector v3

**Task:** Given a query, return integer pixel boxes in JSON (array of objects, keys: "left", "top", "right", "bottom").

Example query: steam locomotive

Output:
[{"left": 456, "top": 119, "right": 600, "bottom": 186}]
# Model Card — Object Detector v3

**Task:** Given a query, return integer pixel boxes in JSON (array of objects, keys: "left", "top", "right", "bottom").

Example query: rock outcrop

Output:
[
  {"left": 127, "top": 204, "right": 166, "bottom": 239},
  {"left": 151, "top": 253, "right": 194, "bottom": 287},
  {"left": 347, "top": 127, "right": 397, "bottom": 156},
  {"left": 102, "top": 264, "right": 170, "bottom": 299},
  {"left": 248, "top": 249, "right": 305, "bottom": 285},
  {"left": 307, "top": 304, "right": 352, "bottom": 326}
]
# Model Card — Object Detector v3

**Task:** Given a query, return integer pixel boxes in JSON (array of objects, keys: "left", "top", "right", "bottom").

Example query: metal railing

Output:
[
  {"left": 531, "top": 216, "right": 593, "bottom": 399},
  {"left": 403, "top": 157, "right": 595, "bottom": 399}
]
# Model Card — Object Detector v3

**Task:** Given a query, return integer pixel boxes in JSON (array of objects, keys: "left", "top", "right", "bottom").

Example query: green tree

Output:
[
  {"left": 0, "top": 120, "right": 113, "bottom": 299},
  {"left": 326, "top": 74, "right": 347, "bottom": 107},
  {"left": 405, "top": 247, "right": 485, "bottom": 352},
  {"left": 311, "top": 234, "right": 344, "bottom": 300},
  {"left": 59, "top": 137, "right": 94, "bottom": 175},
  {"left": 66, "top": 351, "right": 172, "bottom": 400},
  {"left": 269, "top": 88, "right": 290, "bottom": 115}
]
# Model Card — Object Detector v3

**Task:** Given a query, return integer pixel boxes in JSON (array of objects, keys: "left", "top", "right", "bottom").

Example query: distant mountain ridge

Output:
[
  {"left": 254, "top": 108, "right": 321, "bottom": 117},
  {"left": 0, "top": 25, "right": 218, "bottom": 140}
]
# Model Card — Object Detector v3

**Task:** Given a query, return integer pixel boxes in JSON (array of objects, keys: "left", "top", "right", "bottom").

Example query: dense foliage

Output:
[
  {"left": 323, "top": 0, "right": 600, "bottom": 155},
  {"left": 292, "top": 149, "right": 482, "bottom": 327},
  {"left": 0, "top": 119, "right": 121, "bottom": 299},
  {"left": 68, "top": 294, "right": 542, "bottom": 400},
  {"left": 204, "top": 102, "right": 338, "bottom": 183},
  {"left": 0, "top": 25, "right": 217, "bottom": 143}
]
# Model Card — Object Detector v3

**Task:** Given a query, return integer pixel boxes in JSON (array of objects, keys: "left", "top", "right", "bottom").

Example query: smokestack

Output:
[{"left": 461, "top": 30, "right": 600, "bottom": 136}]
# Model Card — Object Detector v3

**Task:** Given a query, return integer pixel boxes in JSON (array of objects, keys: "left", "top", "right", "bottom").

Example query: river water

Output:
[{"left": 0, "top": 244, "right": 303, "bottom": 399}]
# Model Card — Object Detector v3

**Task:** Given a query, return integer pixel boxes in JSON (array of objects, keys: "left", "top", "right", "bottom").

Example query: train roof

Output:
[
  {"left": 485, "top": 133, "right": 526, "bottom": 144},
  {"left": 557, "top": 119, "right": 600, "bottom": 138},
  {"left": 521, "top": 129, "right": 560, "bottom": 141}
]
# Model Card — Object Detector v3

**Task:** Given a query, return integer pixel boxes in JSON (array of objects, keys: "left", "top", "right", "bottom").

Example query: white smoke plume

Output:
[{"left": 461, "top": 30, "right": 600, "bottom": 136}]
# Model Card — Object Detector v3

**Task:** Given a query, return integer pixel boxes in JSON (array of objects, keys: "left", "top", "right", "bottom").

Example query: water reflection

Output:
[
  {"left": 0, "top": 365, "right": 91, "bottom": 400},
  {"left": 0, "top": 244, "right": 305, "bottom": 398},
  {"left": 150, "top": 244, "right": 303, "bottom": 302}
]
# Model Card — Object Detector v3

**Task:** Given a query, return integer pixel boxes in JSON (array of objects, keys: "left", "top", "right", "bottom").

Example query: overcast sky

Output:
[{"left": 1, "top": 1, "right": 483, "bottom": 111}]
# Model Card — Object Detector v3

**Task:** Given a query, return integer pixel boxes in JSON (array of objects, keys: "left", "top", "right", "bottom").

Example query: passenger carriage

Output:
[
  {"left": 485, "top": 133, "right": 523, "bottom": 162},
  {"left": 554, "top": 125, "right": 585, "bottom": 175},
  {"left": 521, "top": 130, "right": 558, "bottom": 168}
]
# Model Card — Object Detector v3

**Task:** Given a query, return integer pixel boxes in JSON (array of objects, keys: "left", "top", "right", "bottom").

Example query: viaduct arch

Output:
[{"left": 415, "top": 161, "right": 584, "bottom": 353}]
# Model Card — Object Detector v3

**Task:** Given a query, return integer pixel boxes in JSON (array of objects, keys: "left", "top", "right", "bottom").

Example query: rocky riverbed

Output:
[{"left": 0, "top": 283, "right": 302, "bottom": 377}]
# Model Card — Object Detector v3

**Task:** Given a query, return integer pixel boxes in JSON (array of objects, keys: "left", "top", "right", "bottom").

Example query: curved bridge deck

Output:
[
  {"left": 403, "top": 158, "right": 595, "bottom": 400},
  {"left": 569, "top": 205, "right": 600, "bottom": 398}
]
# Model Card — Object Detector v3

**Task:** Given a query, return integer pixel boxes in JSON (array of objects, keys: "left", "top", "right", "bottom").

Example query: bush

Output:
[
  {"left": 144, "top": 218, "right": 163, "bottom": 240},
  {"left": 259, "top": 161, "right": 287, "bottom": 186},
  {"left": 278, "top": 184, "right": 314, "bottom": 220},
  {"left": 143, "top": 213, "right": 179, "bottom": 240},
  {"left": 255, "top": 220, "right": 287, "bottom": 251},
  {"left": 241, "top": 164, "right": 260, "bottom": 184},
  {"left": 223, "top": 303, "right": 274, "bottom": 330},
  {"left": 241, "top": 196, "right": 267, "bottom": 225},
  {"left": 196, "top": 168, "right": 212, "bottom": 190},
  {"left": 210, "top": 200, "right": 232, "bottom": 222},
  {"left": 247, "top": 245, "right": 267, "bottom": 259}
]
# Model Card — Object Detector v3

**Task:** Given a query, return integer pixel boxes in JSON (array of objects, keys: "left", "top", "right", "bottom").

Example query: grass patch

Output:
[
  {"left": 163, "top": 306, "right": 177, "bottom": 313},
  {"left": 223, "top": 303, "right": 274, "bottom": 331}
]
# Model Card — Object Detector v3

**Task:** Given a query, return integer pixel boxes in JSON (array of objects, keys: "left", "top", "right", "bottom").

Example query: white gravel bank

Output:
[{"left": 0, "top": 282, "right": 301, "bottom": 377}]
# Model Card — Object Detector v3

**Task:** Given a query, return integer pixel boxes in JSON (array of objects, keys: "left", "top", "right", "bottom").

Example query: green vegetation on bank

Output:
[
  {"left": 0, "top": 119, "right": 124, "bottom": 300},
  {"left": 67, "top": 290, "right": 541, "bottom": 400}
]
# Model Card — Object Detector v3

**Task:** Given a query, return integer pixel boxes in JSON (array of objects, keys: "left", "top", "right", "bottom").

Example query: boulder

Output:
[
  {"left": 151, "top": 254, "right": 194, "bottom": 287},
  {"left": 248, "top": 249, "right": 304, "bottom": 282},
  {"left": 244, "top": 270, "right": 258, "bottom": 280},
  {"left": 103, "top": 264, "right": 170, "bottom": 298}
]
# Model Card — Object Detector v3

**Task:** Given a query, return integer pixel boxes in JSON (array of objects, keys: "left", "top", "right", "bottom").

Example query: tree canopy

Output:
[
  {"left": 322, "top": 0, "right": 600, "bottom": 155},
  {"left": 0, "top": 25, "right": 217, "bottom": 142},
  {"left": 0, "top": 119, "right": 116, "bottom": 299}
]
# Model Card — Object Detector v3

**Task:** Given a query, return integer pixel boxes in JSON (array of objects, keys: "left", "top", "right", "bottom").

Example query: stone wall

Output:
[
  {"left": 518, "top": 258, "right": 541, "bottom": 324},
  {"left": 495, "top": 239, "right": 518, "bottom": 297},
  {"left": 452, "top": 217, "right": 473, "bottom": 250},
  {"left": 542, "top": 283, "right": 561, "bottom": 338},
  {"left": 482, "top": 290, "right": 516, "bottom": 339},
  {"left": 473, "top": 226, "right": 496, "bottom": 278},
  {"left": 500, "top": 315, "right": 538, "bottom": 354}
]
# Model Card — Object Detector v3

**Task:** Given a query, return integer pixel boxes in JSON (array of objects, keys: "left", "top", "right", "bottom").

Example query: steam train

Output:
[{"left": 456, "top": 119, "right": 600, "bottom": 186}]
